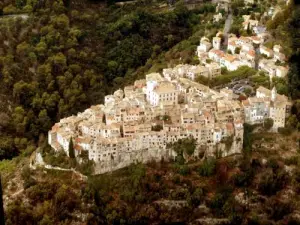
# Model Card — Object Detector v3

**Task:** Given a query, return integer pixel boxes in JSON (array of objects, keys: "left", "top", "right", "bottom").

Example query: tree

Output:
[
  {"left": 287, "top": 5, "right": 300, "bottom": 99},
  {"left": 152, "top": 124, "right": 163, "bottom": 131},
  {"left": 246, "top": 23, "right": 251, "bottom": 35},
  {"left": 68, "top": 138, "right": 75, "bottom": 158},
  {"left": 235, "top": 47, "right": 241, "bottom": 54},
  {"left": 16, "top": 0, "right": 26, "bottom": 9},
  {"left": 190, "top": 188, "right": 204, "bottom": 206},
  {"left": 37, "top": 110, "right": 52, "bottom": 133},
  {"left": 263, "top": 118, "right": 274, "bottom": 130},
  {"left": 0, "top": 175, "right": 4, "bottom": 225},
  {"left": 199, "top": 157, "right": 216, "bottom": 177}
]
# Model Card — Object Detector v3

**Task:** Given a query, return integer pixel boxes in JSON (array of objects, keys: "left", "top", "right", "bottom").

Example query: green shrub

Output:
[
  {"left": 178, "top": 165, "right": 190, "bottom": 176},
  {"left": 263, "top": 118, "right": 274, "bottom": 130},
  {"left": 152, "top": 124, "right": 163, "bottom": 131},
  {"left": 284, "top": 156, "right": 300, "bottom": 166},
  {"left": 278, "top": 127, "right": 293, "bottom": 136},
  {"left": 258, "top": 169, "right": 290, "bottom": 196},
  {"left": 232, "top": 170, "right": 254, "bottom": 187},
  {"left": 198, "top": 157, "right": 216, "bottom": 177},
  {"left": 268, "top": 198, "right": 294, "bottom": 221},
  {"left": 189, "top": 187, "right": 204, "bottom": 206},
  {"left": 210, "top": 186, "right": 233, "bottom": 214}
]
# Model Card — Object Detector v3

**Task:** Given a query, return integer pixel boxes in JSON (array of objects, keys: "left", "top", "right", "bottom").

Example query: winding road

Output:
[{"left": 223, "top": 11, "right": 233, "bottom": 46}]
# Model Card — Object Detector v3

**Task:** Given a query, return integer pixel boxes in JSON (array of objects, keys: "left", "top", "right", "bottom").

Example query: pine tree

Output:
[
  {"left": 68, "top": 138, "right": 75, "bottom": 158},
  {"left": 246, "top": 23, "right": 251, "bottom": 35},
  {"left": 64, "top": 0, "right": 71, "bottom": 8},
  {"left": 0, "top": 175, "right": 5, "bottom": 225}
]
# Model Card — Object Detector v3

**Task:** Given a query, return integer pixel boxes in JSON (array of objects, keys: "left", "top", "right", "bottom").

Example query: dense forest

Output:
[{"left": 0, "top": 0, "right": 216, "bottom": 160}]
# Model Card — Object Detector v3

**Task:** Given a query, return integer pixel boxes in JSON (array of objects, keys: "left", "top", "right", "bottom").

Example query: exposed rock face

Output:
[
  {"left": 155, "top": 200, "right": 188, "bottom": 209},
  {"left": 190, "top": 218, "right": 230, "bottom": 225}
]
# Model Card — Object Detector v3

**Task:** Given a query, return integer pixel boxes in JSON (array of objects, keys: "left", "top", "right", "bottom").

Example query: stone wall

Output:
[
  {"left": 93, "top": 138, "right": 243, "bottom": 174},
  {"left": 94, "top": 147, "right": 176, "bottom": 174}
]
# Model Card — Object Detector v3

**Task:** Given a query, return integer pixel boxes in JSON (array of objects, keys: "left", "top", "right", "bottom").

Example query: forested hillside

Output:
[
  {"left": 0, "top": 0, "right": 215, "bottom": 160},
  {"left": 4, "top": 130, "right": 300, "bottom": 224},
  {"left": 1, "top": 0, "right": 300, "bottom": 224}
]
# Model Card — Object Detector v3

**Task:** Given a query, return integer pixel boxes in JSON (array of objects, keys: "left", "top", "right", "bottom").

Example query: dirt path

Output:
[{"left": 30, "top": 151, "right": 88, "bottom": 181}]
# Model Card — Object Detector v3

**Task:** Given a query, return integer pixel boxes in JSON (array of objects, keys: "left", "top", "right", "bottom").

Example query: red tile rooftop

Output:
[
  {"left": 239, "top": 36, "right": 250, "bottom": 41},
  {"left": 242, "top": 99, "right": 250, "bottom": 106},
  {"left": 226, "top": 123, "right": 234, "bottom": 131},
  {"left": 74, "top": 144, "right": 83, "bottom": 151},
  {"left": 203, "top": 111, "right": 211, "bottom": 117},
  {"left": 51, "top": 124, "right": 59, "bottom": 132},
  {"left": 251, "top": 36, "right": 260, "bottom": 41},
  {"left": 224, "top": 54, "right": 237, "bottom": 62},
  {"left": 228, "top": 41, "right": 237, "bottom": 46},
  {"left": 247, "top": 50, "right": 255, "bottom": 57}
]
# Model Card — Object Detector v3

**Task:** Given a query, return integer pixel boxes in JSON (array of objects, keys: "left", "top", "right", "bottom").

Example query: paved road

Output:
[{"left": 223, "top": 12, "right": 233, "bottom": 46}]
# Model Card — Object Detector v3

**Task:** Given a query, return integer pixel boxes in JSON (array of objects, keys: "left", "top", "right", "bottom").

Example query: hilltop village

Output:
[
  {"left": 48, "top": 71, "right": 291, "bottom": 174},
  {"left": 49, "top": 72, "right": 245, "bottom": 173},
  {"left": 48, "top": 6, "right": 293, "bottom": 175}
]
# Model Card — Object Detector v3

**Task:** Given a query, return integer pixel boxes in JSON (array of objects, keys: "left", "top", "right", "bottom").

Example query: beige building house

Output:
[{"left": 242, "top": 86, "right": 291, "bottom": 129}]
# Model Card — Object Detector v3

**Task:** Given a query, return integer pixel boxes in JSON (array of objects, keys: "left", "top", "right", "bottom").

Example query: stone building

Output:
[
  {"left": 242, "top": 86, "right": 291, "bottom": 129},
  {"left": 49, "top": 72, "right": 245, "bottom": 174}
]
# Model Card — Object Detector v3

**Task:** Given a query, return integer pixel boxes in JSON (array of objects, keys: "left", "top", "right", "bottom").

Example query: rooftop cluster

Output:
[
  {"left": 48, "top": 64, "right": 291, "bottom": 174},
  {"left": 196, "top": 17, "right": 288, "bottom": 79},
  {"left": 49, "top": 72, "right": 246, "bottom": 173}
]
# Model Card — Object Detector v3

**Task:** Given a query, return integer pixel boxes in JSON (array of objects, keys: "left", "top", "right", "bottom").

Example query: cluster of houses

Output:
[
  {"left": 196, "top": 15, "right": 289, "bottom": 79},
  {"left": 258, "top": 44, "right": 288, "bottom": 78},
  {"left": 197, "top": 34, "right": 258, "bottom": 71},
  {"left": 48, "top": 66, "right": 291, "bottom": 173},
  {"left": 49, "top": 72, "right": 246, "bottom": 173},
  {"left": 242, "top": 86, "right": 291, "bottom": 128},
  {"left": 162, "top": 63, "right": 221, "bottom": 81}
]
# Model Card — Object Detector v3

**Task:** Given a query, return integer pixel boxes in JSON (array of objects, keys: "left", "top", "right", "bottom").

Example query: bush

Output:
[
  {"left": 210, "top": 186, "right": 233, "bottom": 214},
  {"left": 178, "top": 165, "right": 190, "bottom": 176},
  {"left": 284, "top": 156, "right": 300, "bottom": 166},
  {"left": 263, "top": 118, "right": 274, "bottom": 130},
  {"left": 21, "top": 166, "right": 36, "bottom": 189},
  {"left": 267, "top": 157, "right": 280, "bottom": 170},
  {"left": 76, "top": 160, "right": 94, "bottom": 176},
  {"left": 278, "top": 127, "right": 293, "bottom": 136},
  {"left": 175, "top": 155, "right": 185, "bottom": 165},
  {"left": 189, "top": 188, "right": 204, "bottom": 206},
  {"left": 198, "top": 157, "right": 216, "bottom": 177},
  {"left": 172, "top": 174, "right": 181, "bottom": 184},
  {"left": 267, "top": 198, "right": 294, "bottom": 221},
  {"left": 152, "top": 124, "right": 163, "bottom": 131},
  {"left": 258, "top": 169, "right": 290, "bottom": 196},
  {"left": 170, "top": 188, "right": 190, "bottom": 201},
  {"left": 232, "top": 170, "right": 254, "bottom": 187}
]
